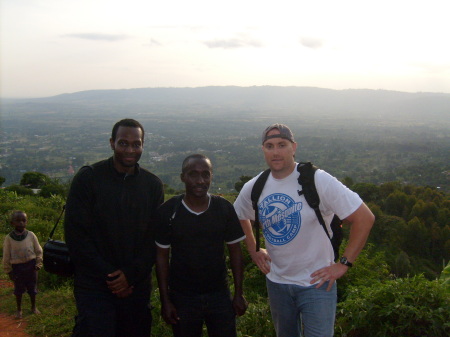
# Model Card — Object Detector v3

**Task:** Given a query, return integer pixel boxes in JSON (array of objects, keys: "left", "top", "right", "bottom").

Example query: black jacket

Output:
[{"left": 64, "top": 157, "right": 164, "bottom": 296}]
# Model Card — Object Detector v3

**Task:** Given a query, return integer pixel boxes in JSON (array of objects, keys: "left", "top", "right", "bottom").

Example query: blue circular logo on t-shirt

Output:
[{"left": 259, "top": 193, "right": 302, "bottom": 245}]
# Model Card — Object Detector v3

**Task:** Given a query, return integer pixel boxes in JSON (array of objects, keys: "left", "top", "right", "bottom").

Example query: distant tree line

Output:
[{"left": 0, "top": 172, "right": 70, "bottom": 198}]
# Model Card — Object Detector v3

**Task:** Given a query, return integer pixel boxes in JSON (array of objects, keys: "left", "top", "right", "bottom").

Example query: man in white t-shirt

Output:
[{"left": 233, "top": 123, "right": 375, "bottom": 337}]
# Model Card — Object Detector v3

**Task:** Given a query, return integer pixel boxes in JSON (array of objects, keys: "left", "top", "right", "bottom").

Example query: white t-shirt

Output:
[{"left": 233, "top": 163, "right": 362, "bottom": 286}]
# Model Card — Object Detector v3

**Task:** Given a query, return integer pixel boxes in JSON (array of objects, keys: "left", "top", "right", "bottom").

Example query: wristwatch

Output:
[{"left": 339, "top": 256, "right": 353, "bottom": 267}]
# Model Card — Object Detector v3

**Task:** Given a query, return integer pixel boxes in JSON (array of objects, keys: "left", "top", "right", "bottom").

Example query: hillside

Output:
[{"left": 1, "top": 86, "right": 449, "bottom": 191}]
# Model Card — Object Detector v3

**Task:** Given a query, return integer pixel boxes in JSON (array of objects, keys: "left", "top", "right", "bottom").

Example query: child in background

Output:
[{"left": 2, "top": 210, "right": 43, "bottom": 319}]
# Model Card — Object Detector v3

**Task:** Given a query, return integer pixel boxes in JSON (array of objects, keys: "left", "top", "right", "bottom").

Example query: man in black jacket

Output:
[{"left": 65, "top": 118, "right": 164, "bottom": 337}]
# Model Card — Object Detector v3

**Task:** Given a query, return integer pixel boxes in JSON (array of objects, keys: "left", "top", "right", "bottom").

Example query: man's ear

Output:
[
  {"left": 180, "top": 173, "right": 185, "bottom": 183},
  {"left": 292, "top": 141, "right": 297, "bottom": 153},
  {"left": 109, "top": 138, "right": 114, "bottom": 150}
]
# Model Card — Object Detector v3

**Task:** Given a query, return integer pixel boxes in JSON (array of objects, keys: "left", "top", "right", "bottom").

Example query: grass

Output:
[
  {"left": 0, "top": 272, "right": 76, "bottom": 337},
  {"left": 0, "top": 268, "right": 275, "bottom": 337},
  {"left": 0, "top": 193, "right": 276, "bottom": 336}
]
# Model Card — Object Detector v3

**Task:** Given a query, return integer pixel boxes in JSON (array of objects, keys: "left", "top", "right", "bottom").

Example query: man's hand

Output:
[
  {"left": 310, "top": 263, "right": 349, "bottom": 291},
  {"left": 115, "top": 286, "right": 134, "bottom": 298},
  {"left": 250, "top": 248, "right": 271, "bottom": 274},
  {"left": 310, "top": 203, "right": 375, "bottom": 292},
  {"left": 233, "top": 294, "right": 248, "bottom": 317},
  {"left": 106, "top": 269, "right": 131, "bottom": 297},
  {"left": 161, "top": 299, "right": 180, "bottom": 325}
]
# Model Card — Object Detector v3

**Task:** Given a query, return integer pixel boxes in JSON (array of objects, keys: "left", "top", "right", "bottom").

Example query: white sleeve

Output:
[
  {"left": 315, "top": 169, "right": 362, "bottom": 220},
  {"left": 233, "top": 173, "right": 263, "bottom": 221}
]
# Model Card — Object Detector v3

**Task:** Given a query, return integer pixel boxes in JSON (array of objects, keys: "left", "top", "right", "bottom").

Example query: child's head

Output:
[{"left": 10, "top": 211, "right": 28, "bottom": 233}]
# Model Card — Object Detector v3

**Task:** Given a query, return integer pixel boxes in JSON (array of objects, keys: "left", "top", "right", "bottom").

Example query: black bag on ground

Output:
[{"left": 43, "top": 205, "right": 74, "bottom": 277}]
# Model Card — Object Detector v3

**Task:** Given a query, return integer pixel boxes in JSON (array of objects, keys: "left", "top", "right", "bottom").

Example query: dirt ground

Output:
[{"left": 0, "top": 279, "right": 29, "bottom": 337}]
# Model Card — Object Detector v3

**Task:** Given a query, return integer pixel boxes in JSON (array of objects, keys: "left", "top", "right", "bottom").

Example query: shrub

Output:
[
  {"left": 4, "top": 184, "right": 35, "bottom": 196},
  {"left": 440, "top": 261, "right": 450, "bottom": 290},
  {"left": 336, "top": 275, "right": 450, "bottom": 337},
  {"left": 20, "top": 172, "right": 50, "bottom": 189},
  {"left": 336, "top": 242, "right": 390, "bottom": 302},
  {"left": 40, "top": 183, "right": 68, "bottom": 198}
]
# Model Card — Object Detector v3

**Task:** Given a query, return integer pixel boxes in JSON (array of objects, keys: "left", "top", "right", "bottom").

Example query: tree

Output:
[
  {"left": 379, "top": 181, "right": 402, "bottom": 199},
  {"left": 20, "top": 172, "right": 50, "bottom": 189},
  {"left": 401, "top": 217, "right": 431, "bottom": 257},
  {"left": 384, "top": 190, "right": 416, "bottom": 218},
  {"left": 369, "top": 214, "right": 405, "bottom": 247},
  {"left": 437, "top": 207, "right": 450, "bottom": 228},
  {"left": 235, "top": 175, "right": 252, "bottom": 192},
  {"left": 39, "top": 183, "right": 68, "bottom": 198},
  {"left": 341, "top": 176, "right": 354, "bottom": 188},
  {"left": 0, "top": 176, "right": 5, "bottom": 187},
  {"left": 392, "top": 251, "right": 411, "bottom": 277},
  {"left": 410, "top": 200, "right": 439, "bottom": 225},
  {"left": 351, "top": 183, "right": 380, "bottom": 203}
]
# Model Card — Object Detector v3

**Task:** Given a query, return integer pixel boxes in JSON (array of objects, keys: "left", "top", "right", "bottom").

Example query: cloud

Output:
[
  {"left": 144, "top": 38, "right": 163, "bottom": 47},
  {"left": 62, "top": 33, "right": 129, "bottom": 41},
  {"left": 203, "top": 34, "right": 262, "bottom": 49},
  {"left": 300, "top": 37, "right": 324, "bottom": 49}
]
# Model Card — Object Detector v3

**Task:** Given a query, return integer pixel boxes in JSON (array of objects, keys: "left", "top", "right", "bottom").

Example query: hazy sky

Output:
[{"left": 1, "top": 0, "right": 449, "bottom": 98}]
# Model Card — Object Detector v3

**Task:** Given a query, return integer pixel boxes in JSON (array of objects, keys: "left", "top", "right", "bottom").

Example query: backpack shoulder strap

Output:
[
  {"left": 297, "top": 162, "right": 320, "bottom": 207},
  {"left": 250, "top": 169, "right": 271, "bottom": 252},
  {"left": 251, "top": 169, "right": 271, "bottom": 209},
  {"left": 297, "top": 162, "right": 331, "bottom": 239}
]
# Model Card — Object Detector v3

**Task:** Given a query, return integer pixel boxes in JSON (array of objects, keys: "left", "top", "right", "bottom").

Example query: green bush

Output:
[
  {"left": 337, "top": 242, "right": 390, "bottom": 302},
  {"left": 20, "top": 172, "right": 51, "bottom": 189},
  {"left": 39, "top": 183, "right": 68, "bottom": 198},
  {"left": 4, "top": 184, "right": 35, "bottom": 195},
  {"left": 440, "top": 261, "right": 450, "bottom": 290},
  {"left": 336, "top": 275, "right": 450, "bottom": 337}
]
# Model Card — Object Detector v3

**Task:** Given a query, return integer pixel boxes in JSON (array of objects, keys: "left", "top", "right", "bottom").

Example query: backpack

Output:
[{"left": 250, "top": 162, "right": 343, "bottom": 261}]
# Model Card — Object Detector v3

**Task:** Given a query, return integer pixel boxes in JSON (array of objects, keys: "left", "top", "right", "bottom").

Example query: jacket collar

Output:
[{"left": 107, "top": 156, "right": 140, "bottom": 178}]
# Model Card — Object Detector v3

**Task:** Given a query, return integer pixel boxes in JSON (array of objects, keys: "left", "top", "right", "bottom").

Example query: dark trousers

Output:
[
  {"left": 12, "top": 259, "right": 38, "bottom": 296},
  {"left": 73, "top": 288, "right": 152, "bottom": 337},
  {"left": 170, "top": 289, "right": 237, "bottom": 337}
]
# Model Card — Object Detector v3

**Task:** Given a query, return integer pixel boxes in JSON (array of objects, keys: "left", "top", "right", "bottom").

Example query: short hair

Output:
[
  {"left": 181, "top": 154, "right": 212, "bottom": 174},
  {"left": 111, "top": 119, "right": 145, "bottom": 142},
  {"left": 10, "top": 210, "right": 26, "bottom": 222}
]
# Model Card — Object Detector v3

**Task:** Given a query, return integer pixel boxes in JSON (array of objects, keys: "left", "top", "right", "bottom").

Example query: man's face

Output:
[
  {"left": 110, "top": 126, "right": 144, "bottom": 173},
  {"left": 181, "top": 158, "right": 212, "bottom": 198},
  {"left": 262, "top": 128, "right": 297, "bottom": 177}
]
